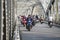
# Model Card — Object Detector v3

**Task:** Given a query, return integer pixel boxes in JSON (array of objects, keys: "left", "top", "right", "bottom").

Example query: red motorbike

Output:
[{"left": 22, "top": 18, "right": 27, "bottom": 27}]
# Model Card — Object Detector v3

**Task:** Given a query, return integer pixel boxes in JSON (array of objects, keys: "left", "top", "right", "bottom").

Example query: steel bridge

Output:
[{"left": 0, "top": 0, "right": 60, "bottom": 40}]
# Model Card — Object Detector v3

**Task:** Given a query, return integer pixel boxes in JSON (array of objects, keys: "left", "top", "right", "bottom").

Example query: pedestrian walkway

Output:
[
  {"left": 13, "top": 26, "right": 20, "bottom": 40},
  {"left": 43, "top": 21, "right": 60, "bottom": 28},
  {"left": 19, "top": 23, "right": 60, "bottom": 40}
]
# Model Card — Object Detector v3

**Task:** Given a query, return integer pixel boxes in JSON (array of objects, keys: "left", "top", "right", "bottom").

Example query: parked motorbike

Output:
[{"left": 26, "top": 20, "right": 32, "bottom": 31}]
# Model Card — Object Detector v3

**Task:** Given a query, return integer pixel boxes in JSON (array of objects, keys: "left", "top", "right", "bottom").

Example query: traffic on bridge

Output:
[{"left": 0, "top": 0, "right": 60, "bottom": 40}]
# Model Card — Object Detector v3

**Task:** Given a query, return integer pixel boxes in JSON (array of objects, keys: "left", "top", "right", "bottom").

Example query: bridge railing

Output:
[{"left": 13, "top": 16, "right": 20, "bottom": 40}]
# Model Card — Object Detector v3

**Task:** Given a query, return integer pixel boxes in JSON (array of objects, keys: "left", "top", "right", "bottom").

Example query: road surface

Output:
[{"left": 20, "top": 22, "right": 60, "bottom": 40}]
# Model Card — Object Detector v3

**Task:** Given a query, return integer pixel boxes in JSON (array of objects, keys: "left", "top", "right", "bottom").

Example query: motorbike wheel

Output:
[
  {"left": 28, "top": 28, "right": 30, "bottom": 31},
  {"left": 32, "top": 22, "right": 35, "bottom": 26},
  {"left": 48, "top": 22, "right": 52, "bottom": 28},
  {"left": 26, "top": 24, "right": 28, "bottom": 29},
  {"left": 26, "top": 25, "right": 30, "bottom": 31},
  {"left": 49, "top": 25, "right": 52, "bottom": 28},
  {"left": 28, "top": 27, "right": 30, "bottom": 31},
  {"left": 41, "top": 22, "right": 42, "bottom": 24},
  {"left": 41, "top": 21, "right": 43, "bottom": 24}
]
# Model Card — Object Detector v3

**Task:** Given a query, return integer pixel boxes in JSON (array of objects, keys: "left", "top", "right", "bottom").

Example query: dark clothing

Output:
[
  {"left": 36, "top": 15, "right": 38, "bottom": 19},
  {"left": 27, "top": 17, "right": 33, "bottom": 23},
  {"left": 48, "top": 21, "right": 53, "bottom": 25},
  {"left": 26, "top": 17, "right": 33, "bottom": 29}
]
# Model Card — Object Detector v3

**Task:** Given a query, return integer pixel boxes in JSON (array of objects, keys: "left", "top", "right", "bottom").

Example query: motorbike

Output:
[
  {"left": 48, "top": 21, "right": 53, "bottom": 28},
  {"left": 39, "top": 18, "right": 43, "bottom": 24},
  {"left": 32, "top": 19, "right": 36, "bottom": 26},
  {"left": 22, "top": 18, "right": 27, "bottom": 27},
  {"left": 26, "top": 20, "right": 32, "bottom": 31}
]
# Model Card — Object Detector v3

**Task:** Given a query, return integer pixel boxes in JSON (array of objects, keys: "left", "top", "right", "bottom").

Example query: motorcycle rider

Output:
[
  {"left": 26, "top": 15, "right": 33, "bottom": 29},
  {"left": 36, "top": 15, "right": 38, "bottom": 20},
  {"left": 48, "top": 16, "right": 53, "bottom": 27},
  {"left": 23, "top": 16, "right": 27, "bottom": 27},
  {"left": 32, "top": 15, "right": 35, "bottom": 26},
  {"left": 21, "top": 16, "right": 27, "bottom": 26}
]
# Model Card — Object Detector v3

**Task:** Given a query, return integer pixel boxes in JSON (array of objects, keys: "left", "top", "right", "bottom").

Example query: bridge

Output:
[{"left": 0, "top": 0, "right": 60, "bottom": 40}]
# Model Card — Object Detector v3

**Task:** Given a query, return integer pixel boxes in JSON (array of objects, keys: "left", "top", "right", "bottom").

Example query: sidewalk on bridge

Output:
[{"left": 43, "top": 21, "right": 60, "bottom": 27}]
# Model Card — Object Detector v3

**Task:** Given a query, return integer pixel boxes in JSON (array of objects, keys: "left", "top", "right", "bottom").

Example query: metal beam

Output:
[{"left": 0, "top": 0, "right": 4, "bottom": 40}]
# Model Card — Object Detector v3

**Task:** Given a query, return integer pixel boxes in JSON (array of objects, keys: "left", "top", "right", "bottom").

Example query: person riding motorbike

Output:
[
  {"left": 22, "top": 16, "right": 27, "bottom": 27},
  {"left": 39, "top": 16, "right": 43, "bottom": 24},
  {"left": 48, "top": 16, "right": 53, "bottom": 28},
  {"left": 21, "top": 16, "right": 27, "bottom": 26},
  {"left": 26, "top": 15, "right": 33, "bottom": 31},
  {"left": 21, "top": 16, "right": 24, "bottom": 24},
  {"left": 32, "top": 15, "right": 36, "bottom": 26},
  {"left": 36, "top": 15, "right": 38, "bottom": 20},
  {"left": 35, "top": 15, "right": 39, "bottom": 22}
]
